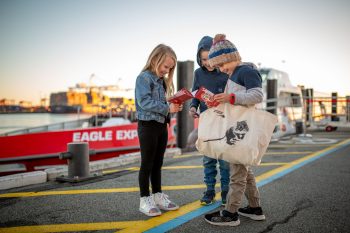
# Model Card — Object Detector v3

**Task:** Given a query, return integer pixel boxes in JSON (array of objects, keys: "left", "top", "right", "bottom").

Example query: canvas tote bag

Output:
[{"left": 196, "top": 103, "right": 278, "bottom": 166}]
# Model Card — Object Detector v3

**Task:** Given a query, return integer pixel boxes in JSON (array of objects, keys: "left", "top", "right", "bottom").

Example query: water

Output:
[{"left": 0, "top": 113, "right": 92, "bottom": 134}]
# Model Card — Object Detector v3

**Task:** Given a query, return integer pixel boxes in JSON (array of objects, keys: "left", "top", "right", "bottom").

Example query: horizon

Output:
[{"left": 1, "top": 0, "right": 350, "bottom": 105}]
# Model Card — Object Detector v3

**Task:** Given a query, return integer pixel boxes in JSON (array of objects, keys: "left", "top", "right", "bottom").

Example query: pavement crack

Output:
[{"left": 259, "top": 199, "right": 314, "bottom": 233}]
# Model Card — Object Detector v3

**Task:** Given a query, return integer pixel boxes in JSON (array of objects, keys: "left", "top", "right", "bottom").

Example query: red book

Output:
[
  {"left": 194, "top": 87, "right": 220, "bottom": 107},
  {"left": 168, "top": 86, "right": 220, "bottom": 107},
  {"left": 167, "top": 88, "right": 194, "bottom": 104}
]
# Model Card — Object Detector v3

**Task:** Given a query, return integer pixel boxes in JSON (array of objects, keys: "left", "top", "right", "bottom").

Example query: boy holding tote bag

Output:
[{"left": 203, "top": 34, "right": 267, "bottom": 227}]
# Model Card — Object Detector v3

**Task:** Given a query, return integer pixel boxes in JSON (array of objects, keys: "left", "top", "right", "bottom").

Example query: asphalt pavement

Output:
[{"left": 0, "top": 128, "right": 350, "bottom": 233}]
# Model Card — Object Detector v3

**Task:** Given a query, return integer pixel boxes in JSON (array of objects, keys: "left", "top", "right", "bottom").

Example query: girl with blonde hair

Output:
[{"left": 135, "top": 44, "right": 182, "bottom": 216}]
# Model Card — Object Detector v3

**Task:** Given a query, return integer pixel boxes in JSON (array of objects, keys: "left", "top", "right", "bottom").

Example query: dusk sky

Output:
[{"left": 1, "top": 0, "right": 350, "bottom": 104}]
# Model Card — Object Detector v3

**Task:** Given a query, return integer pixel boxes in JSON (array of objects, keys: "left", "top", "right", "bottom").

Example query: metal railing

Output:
[
  {"left": 0, "top": 118, "right": 92, "bottom": 136},
  {"left": 303, "top": 95, "right": 350, "bottom": 129}
]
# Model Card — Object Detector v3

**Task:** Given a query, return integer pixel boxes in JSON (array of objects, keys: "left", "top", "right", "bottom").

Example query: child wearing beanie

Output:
[
  {"left": 189, "top": 36, "right": 230, "bottom": 206},
  {"left": 204, "top": 34, "right": 265, "bottom": 226}
]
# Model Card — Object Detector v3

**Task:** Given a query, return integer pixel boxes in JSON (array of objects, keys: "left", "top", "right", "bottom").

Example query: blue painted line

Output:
[
  {"left": 145, "top": 140, "right": 350, "bottom": 233},
  {"left": 146, "top": 203, "right": 221, "bottom": 233},
  {"left": 258, "top": 142, "right": 349, "bottom": 187}
]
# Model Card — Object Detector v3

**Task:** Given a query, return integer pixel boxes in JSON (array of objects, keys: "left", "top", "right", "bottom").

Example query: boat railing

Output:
[{"left": 0, "top": 118, "right": 92, "bottom": 136}]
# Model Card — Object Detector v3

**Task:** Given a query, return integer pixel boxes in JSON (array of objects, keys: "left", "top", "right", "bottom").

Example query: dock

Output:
[{"left": 0, "top": 128, "right": 350, "bottom": 233}]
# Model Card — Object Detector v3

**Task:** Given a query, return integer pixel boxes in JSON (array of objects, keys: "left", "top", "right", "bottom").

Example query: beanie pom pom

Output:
[{"left": 213, "top": 34, "right": 226, "bottom": 45}]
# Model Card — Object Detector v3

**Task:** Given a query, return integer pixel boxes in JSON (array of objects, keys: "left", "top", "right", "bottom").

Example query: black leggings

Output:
[{"left": 137, "top": 120, "right": 168, "bottom": 197}]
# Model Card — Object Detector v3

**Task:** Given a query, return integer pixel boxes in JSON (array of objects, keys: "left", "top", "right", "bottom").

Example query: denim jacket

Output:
[{"left": 135, "top": 70, "right": 169, "bottom": 123}]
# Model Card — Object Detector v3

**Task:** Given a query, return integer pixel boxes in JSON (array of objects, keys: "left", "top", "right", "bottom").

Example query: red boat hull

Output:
[{"left": 0, "top": 120, "right": 177, "bottom": 176}]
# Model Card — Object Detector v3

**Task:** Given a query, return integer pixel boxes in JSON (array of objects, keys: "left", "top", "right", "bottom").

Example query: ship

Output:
[
  {"left": 0, "top": 76, "right": 147, "bottom": 176},
  {"left": 0, "top": 117, "right": 177, "bottom": 176}
]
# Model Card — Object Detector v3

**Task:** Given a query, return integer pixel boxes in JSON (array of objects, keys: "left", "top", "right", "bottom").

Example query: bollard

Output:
[
  {"left": 331, "top": 92, "right": 338, "bottom": 121},
  {"left": 176, "top": 60, "right": 194, "bottom": 150},
  {"left": 305, "top": 88, "right": 314, "bottom": 126},
  {"left": 295, "top": 121, "right": 303, "bottom": 134},
  {"left": 346, "top": 96, "right": 350, "bottom": 122},
  {"left": 57, "top": 142, "right": 98, "bottom": 182},
  {"left": 266, "top": 79, "right": 277, "bottom": 115}
]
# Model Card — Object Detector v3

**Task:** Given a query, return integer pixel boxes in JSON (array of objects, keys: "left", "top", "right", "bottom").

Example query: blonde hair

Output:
[{"left": 142, "top": 44, "right": 177, "bottom": 97}]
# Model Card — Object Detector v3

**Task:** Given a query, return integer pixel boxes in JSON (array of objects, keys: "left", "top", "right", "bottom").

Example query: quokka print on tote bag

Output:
[{"left": 196, "top": 103, "right": 278, "bottom": 166}]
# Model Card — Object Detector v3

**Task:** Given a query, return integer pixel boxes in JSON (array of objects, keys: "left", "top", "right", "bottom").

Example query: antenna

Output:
[{"left": 89, "top": 73, "right": 95, "bottom": 87}]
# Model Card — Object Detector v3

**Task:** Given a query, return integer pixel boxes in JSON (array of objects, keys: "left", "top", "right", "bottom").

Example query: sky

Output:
[{"left": 1, "top": 0, "right": 350, "bottom": 105}]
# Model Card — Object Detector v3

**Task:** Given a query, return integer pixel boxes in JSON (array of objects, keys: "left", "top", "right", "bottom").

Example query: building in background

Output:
[
  {"left": 0, "top": 98, "right": 49, "bottom": 113},
  {"left": 49, "top": 83, "right": 135, "bottom": 116}
]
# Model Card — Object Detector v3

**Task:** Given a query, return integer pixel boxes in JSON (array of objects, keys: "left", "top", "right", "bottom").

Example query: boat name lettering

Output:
[
  {"left": 116, "top": 130, "right": 138, "bottom": 140},
  {"left": 73, "top": 130, "right": 113, "bottom": 142}
]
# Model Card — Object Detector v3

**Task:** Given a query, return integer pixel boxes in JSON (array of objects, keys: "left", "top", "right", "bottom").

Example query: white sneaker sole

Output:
[
  {"left": 238, "top": 212, "right": 265, "bottom": 220},
  {"left": 204, "top": 218, "right": 240, "bottom": 226},
  {"left": 139, "top": 208, "right": 162, "bottom": 217},
  {"left": 157, "top": 205, "right": 179, "bottom": 211}
]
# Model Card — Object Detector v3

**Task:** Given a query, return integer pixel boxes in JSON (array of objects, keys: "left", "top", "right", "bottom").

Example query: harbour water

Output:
[{"left": 0, "top": 113, "right": 92, "bottom": 134}]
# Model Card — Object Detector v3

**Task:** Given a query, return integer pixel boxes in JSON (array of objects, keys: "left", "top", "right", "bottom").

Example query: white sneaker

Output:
[
  {"left": 153, "top": 192, "right": 179, "bottom": 210},
  {"left": 139, "top": 196, "right": 161, "bottom": 217}
]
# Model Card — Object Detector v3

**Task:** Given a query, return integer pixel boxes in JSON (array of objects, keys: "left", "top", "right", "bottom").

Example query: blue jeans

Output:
[{"left": 203, "top": 155, "right": 230, "bottom": 192}]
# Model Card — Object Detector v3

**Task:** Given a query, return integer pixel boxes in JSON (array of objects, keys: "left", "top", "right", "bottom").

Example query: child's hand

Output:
[
  {"left": 213, "top": 93, "right": 231, "bottom": 103},
  {"left": 205, "top": 101, "right": 217, "bottom": 108},
  {"left": 169, "top": 103, "right": 183, "bottom": 113}
]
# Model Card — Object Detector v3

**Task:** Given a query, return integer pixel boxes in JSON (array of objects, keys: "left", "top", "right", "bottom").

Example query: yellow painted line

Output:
[
  {"left": 162, "top": 165, "right": 202, "bottom": 169},
  {"left": 163, "top": 163, "right": 286, "bottom": 168},
  {"left": 256, "top": 138, "right": 350, "bottom": 182},
  {"left": 113, "top": 163, "right": 302, "bottom": 233},
  {"left": 117, "top": 138, "right": 350, "bottom": 233},
  {"left": 117, "top": 195, "right": 222, "bottom": 233},
  {"left": 268, "top": 144, "right": 332, "bottom": 148},
  {"left": 0, "top": 221, "right": 141, "bottom": 233},
  {"left": 1, "top": 139, "right": 349, "bottom": 233},
  {"left": 0, "top": 184, "right": 207, "bottom": 198},
  {"left": 103, "top": 165, "right": 204, "bottom": 175},
  {"left": 103, "top": 167, "right": 139, "bottom": 174},
  {"left": 259, "top": 162, "right": 287, "bottom": 166},
  {"left": 0, "top": 187, "right": 138, "bottom": 198},
  {"left": 174, "top": 151, "right": 313, "bottom": 158},
  {"left": 173, "top": 153, "right": 201, "bottom": 158},
  {"left": 104, "top": 162, "right": 287, "bottom": 174},
  {"left": 103, "top": 169, "right": 123, "bottom": 174},
  {"left": 265, "top": 151, "right": 313, "bottom": 155},
  {"left": 0, "top": 163, "right": 286, "bottom": 198}
]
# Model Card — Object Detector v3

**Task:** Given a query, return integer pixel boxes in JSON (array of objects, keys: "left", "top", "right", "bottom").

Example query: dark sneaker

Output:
[
  {"left": 221, "top": 191, "right": 228, "bottom": 206},
  {"left": 238, "top": 206, "right": 266, "bottom": 220},
  {"left": 200, "top": 190, "right": 215, "bottom": 205},
  {"left": 204, "top": 210, "right": 240, "bottom": 226}
]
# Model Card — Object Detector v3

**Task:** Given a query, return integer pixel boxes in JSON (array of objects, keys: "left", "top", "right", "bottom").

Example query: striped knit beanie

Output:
[{"left": 208, "top": 34, "right": 241, "bottom": 67}]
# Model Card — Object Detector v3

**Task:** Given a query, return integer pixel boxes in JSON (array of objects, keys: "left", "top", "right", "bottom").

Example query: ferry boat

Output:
[
  {"left": 0, "top": 118, "right": 177, "bottom": 176},
  {"left": 259, "top": 68, "right": 304, "bottom": 139}
]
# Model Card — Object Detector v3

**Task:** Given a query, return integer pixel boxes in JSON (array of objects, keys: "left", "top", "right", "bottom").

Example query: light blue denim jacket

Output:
[{"left": 135, "top": 70, "right": 169, "bottom": 123}]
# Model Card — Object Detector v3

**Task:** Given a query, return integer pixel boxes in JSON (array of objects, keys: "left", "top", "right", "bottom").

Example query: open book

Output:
[{"left": 168, "top": 86, "right": 220, "bottom": 107}]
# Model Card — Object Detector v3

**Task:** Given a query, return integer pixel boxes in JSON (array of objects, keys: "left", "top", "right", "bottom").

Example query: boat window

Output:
[
  {"left": 291, "top": 93, "right": 302, "bottom": 107},
  {"left": 279, "top": 92, "right": 302, "bottom": 107},
  {"left": 258, "top": 70, "right": 269, "bottom": 82}
]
